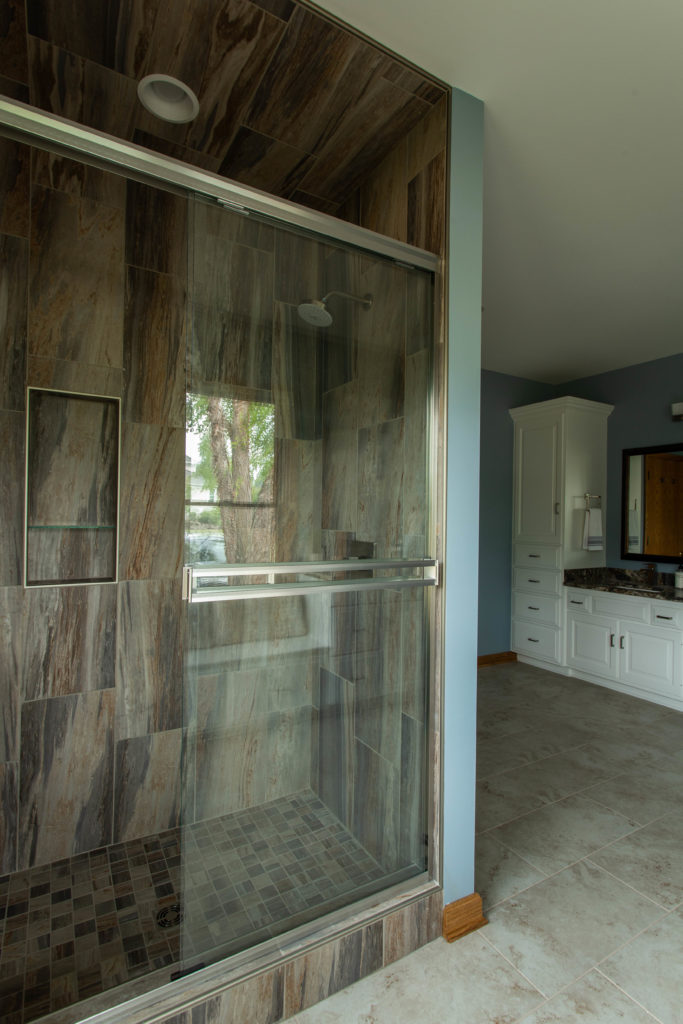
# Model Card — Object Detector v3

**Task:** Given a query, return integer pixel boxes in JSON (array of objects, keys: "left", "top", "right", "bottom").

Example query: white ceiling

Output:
[{"left": 316, "top": 0, "right": 683, "bottom": 383}]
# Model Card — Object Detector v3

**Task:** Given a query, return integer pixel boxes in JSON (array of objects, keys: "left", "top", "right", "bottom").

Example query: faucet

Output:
[{"left": 643, "top": 562, "right": 657, "bottom": 587}]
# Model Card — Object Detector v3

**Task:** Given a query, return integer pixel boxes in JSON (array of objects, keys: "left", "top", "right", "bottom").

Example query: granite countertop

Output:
[{"left": 564, "top": 567, "right": 683, "bottom": 604}]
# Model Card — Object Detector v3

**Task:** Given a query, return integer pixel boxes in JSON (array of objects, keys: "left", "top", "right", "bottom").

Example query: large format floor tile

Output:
[
  {"left": 585, "top": 760, "right": 683, "bottom": 826},
  {"left": 600, "top": 906, "right": 683, "bottom": 1023},
  {"left": 475, "top": 834, "right": 545, "bottom": 909},
  {"left": 516, "top": 969, "right": 662, "bottom": 1023},
  {"left": 288, "top": 934, "right": 545, "bottom": 1023},
  {"left": 489, "top": 793, "right": 639, "bottom": 875},
  {"left": 589, "top": 812, "right": 683, "bottom": 909},
  {"left": 482, "top": 859, "right": 664, "bottom": 998}
]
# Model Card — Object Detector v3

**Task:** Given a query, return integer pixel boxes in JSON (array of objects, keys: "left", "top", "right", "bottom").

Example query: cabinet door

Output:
[
  {"left": 566, "top": 611, "right": 618, "bottom": 679},
  {"left": 619, "top": 622, "right": 682, "bottom": 699},
  {"left": 513, "top": 417, "right": 561, "bottom": 542}
]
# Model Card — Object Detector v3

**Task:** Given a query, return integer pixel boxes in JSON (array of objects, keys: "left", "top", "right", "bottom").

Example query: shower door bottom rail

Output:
[{"left": 183, "top": 558, "right": 438, "bottom": 603}]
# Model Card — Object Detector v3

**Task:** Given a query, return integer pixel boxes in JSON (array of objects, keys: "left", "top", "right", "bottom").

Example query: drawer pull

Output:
[
  {"left": 528, "top": 578, "right": 540, "bottom": 583},
  {"left": 527, "top": 637, "right": 539, "bottom": 643},
  {"left": 656, "top": 614, "right": 673, "bottom": 621},
  {"left": 528, "top": 554, "right": 540, "bottom": 558},
  {"left": 570, "top": 600, "right": 583, "bottom": 605},
  {"left": 528, "top": 605, "right": 540, "bottom": 611}
]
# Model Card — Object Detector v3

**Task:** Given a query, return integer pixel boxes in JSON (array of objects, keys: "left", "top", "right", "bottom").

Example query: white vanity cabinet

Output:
[
  {"left": 509, "top": 396, "right": 613, "bottom": 666},
  {"left": 565, "top": 588, "right": 683, "bottom": 708}
]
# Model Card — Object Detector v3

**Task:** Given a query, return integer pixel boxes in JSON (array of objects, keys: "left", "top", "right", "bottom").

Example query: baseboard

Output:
[
  {"left": 442, "top": 893, "right": 487, "bottom": 942},
  {"left": 477, "top": 651, "right": 517, "bottom": 666}
]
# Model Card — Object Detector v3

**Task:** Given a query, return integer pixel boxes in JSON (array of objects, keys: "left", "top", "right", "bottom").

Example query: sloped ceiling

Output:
[
  {"left": 316, "top": 0, "right": 683, "bottom": 384},
  {"left": 0, "top": 0, "right": 445, "bottom": 215}
]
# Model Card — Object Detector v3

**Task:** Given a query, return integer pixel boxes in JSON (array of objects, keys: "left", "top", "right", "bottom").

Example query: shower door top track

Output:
[{"left": 0, "top": 97, "right": 441, "bottom": 272}]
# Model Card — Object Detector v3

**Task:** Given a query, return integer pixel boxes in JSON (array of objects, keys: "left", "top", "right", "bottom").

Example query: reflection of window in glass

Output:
[{"left": 186, "top": 394, "right": 275, "bottom": 563}]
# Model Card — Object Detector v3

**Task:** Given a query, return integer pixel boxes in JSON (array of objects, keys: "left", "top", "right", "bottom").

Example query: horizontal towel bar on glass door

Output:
[{"left": 183, "top": 559, "right": 438, "bottom": 603}]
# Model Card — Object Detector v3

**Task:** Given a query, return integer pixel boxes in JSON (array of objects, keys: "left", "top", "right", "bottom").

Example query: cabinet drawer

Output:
[
  {"left": 565, "top": 589, "right": 592, "bottom": 613},
  {"left": 513, "top": 591, "right": 561, "bottom": 626},
  {"left": 650, "top": 602, "right": 683, "bottom": 630},
  {"left": 513, "top": 567, "right": 561, "bottom": 595},
  {"left": 592, "top": 593, "right": 649, "bottom": 623},
  {"left": 514, "top": 544, "right": 561, "bottom": 570},
  {"left": 512, "top": 620, "right": 560, "bottom": 663}
]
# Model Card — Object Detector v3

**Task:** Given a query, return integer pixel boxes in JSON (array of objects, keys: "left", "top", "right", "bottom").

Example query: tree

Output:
[{"left": 186, "top": 393, "right": 275, "bottom": 562}]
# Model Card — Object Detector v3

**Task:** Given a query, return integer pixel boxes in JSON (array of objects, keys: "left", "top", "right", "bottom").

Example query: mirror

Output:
[{"left": 621, "top": 444, "right": 683, "bottom": 562}]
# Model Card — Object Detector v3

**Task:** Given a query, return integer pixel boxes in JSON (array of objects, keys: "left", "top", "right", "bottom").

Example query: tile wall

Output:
[{"left": 0, "top": 142, "right": 188, "bottom": 873}]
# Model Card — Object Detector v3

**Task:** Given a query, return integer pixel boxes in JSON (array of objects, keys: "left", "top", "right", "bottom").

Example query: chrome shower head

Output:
[
  {"left": 297, "top": 290, "right": 373, "bottom": 328},
  {"left": 296, "top": 300, "right": 334, "bottom": 327}
]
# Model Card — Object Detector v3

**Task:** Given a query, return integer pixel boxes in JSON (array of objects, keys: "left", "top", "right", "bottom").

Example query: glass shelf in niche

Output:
[
  {"left": 28, "top": 524, "right": 116, "bottom": 530},
  {"left": 25, "top": 388, "right": 120, "bottom": 587}
]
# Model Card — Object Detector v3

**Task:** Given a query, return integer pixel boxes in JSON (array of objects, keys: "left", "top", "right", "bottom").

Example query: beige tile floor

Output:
[{"left": 288, "top": 661, "right": 683, "bottom": 1023}]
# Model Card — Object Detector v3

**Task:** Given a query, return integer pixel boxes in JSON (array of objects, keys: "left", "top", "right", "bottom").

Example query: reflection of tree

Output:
[{"left": 187, "top": 394, "right": 275, "bottom": 562}]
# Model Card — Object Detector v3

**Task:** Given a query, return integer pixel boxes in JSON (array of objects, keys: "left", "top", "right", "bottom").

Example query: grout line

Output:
[{"left": 592, "top": 967, "right": 666, "bottom": 1023}]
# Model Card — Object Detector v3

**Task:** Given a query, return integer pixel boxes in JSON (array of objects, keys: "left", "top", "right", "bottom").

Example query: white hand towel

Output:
[{"left": 582, "top": 508, "right": 603, "bottom": 551}]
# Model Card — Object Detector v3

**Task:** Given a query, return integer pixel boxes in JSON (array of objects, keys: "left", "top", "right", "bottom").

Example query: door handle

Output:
[
  {"left": 619, "top": 635, "right": 625, "bottom": 650},
  {"left": 609, "top": 633, "right": 615, "bottom": 647}
]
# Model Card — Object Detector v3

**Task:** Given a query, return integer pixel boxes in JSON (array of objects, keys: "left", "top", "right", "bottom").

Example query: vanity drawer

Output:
[
  {"left": 513, "top": 567, "right": 561, "bottom": 595},
  {"left": 650, "top": 602, "right": 683, "bottom": 630},
  {"left": 512, "top": 620, "right": 560, "bottom": 663},
  {"left": 514, "top": 544, "right": 561, "bottom": 570},
  {"left": 513, "top": 591, "right": 561, "bottom": 626},
  {"left": 565, "top": 589, "right": 592, "bottom": 613},
  {"left": 592, "top": 592, "right": 649, "bottom": 623}
]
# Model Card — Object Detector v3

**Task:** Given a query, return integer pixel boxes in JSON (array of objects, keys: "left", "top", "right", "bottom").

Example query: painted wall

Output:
[
  {"left": 477, "top": 353, "right": 683, "bottom": 658},
  {"left": 561, "top": 352, "right": 683, "bottom": 568},
  {"left": 442, "top": 88, "right": 484, "bottom": 905}
]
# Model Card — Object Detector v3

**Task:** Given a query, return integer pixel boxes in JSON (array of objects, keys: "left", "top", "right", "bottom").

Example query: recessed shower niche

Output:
[{"left": 25, "top": 388, "right": 120, "bottom": 586}]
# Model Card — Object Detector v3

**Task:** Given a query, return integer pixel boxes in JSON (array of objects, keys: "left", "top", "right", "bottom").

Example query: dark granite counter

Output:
[{"left": 564, "top": 567, "right": 683, "bottom": 604}]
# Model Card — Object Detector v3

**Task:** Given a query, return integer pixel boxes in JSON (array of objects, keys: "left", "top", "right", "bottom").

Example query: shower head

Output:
[
  {"left": 297, "top": 300, "right": 334, "bottom": 328},
  {"left": 297, "top": 290, "right": 373, "bottom": 328}
]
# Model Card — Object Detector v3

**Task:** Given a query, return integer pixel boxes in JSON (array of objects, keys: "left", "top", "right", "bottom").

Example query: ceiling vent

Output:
[{"left": 137, "top": 75, "right": 199, "bottom": 124}]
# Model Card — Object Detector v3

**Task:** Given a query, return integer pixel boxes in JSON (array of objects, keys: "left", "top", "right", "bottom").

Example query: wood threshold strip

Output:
[
  {"left": 477, "top": 651, "right": 517, "bottom": 666},
  {"left": 442, "top": 893, "right": 487, "bottom": 942}
]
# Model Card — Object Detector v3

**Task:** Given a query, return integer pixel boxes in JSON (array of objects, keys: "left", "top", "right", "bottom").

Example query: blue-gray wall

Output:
[
  {"left": 478, "top": 352, "right": 683, "bottom": 657},
  {"left": 443, "top": 87, "right": 483, "bottom": 905},
  {"left": 562, "top": 352, "right": 683, "bottom": 569}
]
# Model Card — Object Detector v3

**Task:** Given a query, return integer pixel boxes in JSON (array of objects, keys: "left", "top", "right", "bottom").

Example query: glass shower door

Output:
[{"left": 179, "top": 197, "right": 435, "bottom": 972}]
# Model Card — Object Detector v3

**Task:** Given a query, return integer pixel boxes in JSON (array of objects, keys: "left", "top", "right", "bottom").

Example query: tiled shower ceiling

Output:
[{"left": 0, "top": 0, "right": 447, "bottom": 214}]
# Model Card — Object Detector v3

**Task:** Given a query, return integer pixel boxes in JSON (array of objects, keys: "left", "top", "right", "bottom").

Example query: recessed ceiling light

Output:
[{"left": 137, "top": 74, "right": 199, "bottom": 124}]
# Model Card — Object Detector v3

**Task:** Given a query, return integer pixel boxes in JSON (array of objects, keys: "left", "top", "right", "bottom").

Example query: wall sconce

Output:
[{"left": 672, "top": 402, "right": 683, "bottom": 421}]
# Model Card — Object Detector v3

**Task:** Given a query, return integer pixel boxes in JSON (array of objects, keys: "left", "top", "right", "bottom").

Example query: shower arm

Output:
[{"left": 321, "top": 290, "right": 373, "bottom": 309}]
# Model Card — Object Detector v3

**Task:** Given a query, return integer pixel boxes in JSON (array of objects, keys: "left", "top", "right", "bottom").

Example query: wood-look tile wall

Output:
[
  {"left": 0, "top": 0, "right": 446, "bottom": 217},
  {"left": 0, "top": 144, "right": 188, "bottom": 873},
  {"left": 153, "top": 890, "right": 442, "bottom": 1024}
]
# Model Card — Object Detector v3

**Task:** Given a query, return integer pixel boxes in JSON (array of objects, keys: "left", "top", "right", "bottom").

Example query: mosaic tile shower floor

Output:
[{"left": 0, "top": 791, "right": 392, "bottom": 1024}]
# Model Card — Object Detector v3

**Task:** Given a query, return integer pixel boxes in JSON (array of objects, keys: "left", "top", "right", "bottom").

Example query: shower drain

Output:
[{"left": 156, "top": 903, "right": 183, "bottom": 929}]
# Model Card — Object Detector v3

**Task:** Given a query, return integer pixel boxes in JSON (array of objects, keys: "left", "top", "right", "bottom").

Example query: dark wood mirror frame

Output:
[{"left": 621, "top": 443, "right": 683, "bottom": 563}]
